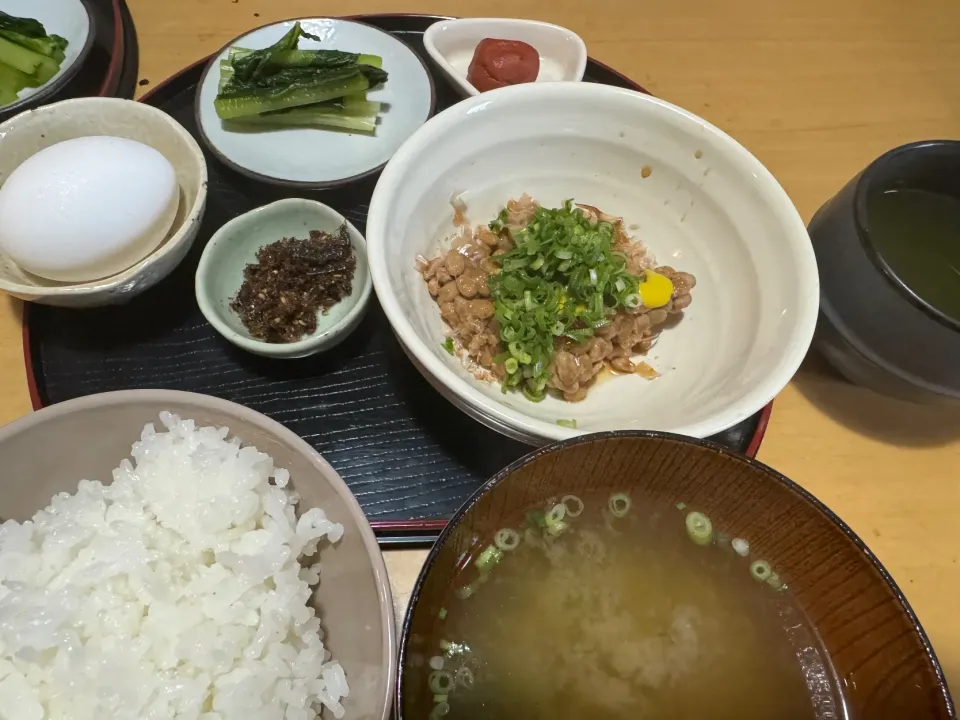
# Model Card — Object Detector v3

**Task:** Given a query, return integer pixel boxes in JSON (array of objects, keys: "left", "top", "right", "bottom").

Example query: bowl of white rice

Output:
[{"left": 0, "top": 390, "right": 396, "bottom": 720}]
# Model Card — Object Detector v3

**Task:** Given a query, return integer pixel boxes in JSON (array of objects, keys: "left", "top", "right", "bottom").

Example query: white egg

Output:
[{"left": 0, "top": 136, "right": 180, "bottom": 282}]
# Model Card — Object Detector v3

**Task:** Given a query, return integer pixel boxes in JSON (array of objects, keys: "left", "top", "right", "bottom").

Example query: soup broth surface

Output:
[
  {"left": 867, "top": 187, "right": 960, "bottom": 324},
  {"left": 420, "top": 494, "right": 837, "bottom": 719}
]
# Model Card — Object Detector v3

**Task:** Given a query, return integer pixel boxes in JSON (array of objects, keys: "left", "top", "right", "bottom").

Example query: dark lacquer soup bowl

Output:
[{"left": 399, "top": 432, "right": 953, "bottom": 720}]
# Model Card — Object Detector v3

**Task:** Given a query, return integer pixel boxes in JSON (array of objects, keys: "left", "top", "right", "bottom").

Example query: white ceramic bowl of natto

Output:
[{"left": 366, "top": 82, "right": 819, "bottom": 445}]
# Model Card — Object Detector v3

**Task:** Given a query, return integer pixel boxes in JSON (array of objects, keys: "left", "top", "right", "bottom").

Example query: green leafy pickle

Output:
[{"left": 214, "top": 22, "right": 388, "bottom": 121}]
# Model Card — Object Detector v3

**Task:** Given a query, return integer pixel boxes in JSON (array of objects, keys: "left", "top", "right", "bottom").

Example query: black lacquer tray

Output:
[{"left": 23, "top": 14, "right": 772, "bottom": 546}]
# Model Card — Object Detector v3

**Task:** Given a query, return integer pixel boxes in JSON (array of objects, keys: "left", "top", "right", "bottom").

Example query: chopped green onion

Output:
[
  {"left": 732, "top": 538, "right": 749, "bottom": 557},
  {"left": 766, "top": 572, "right": 784, "bottom": 590},
  {"left": 438, "top": 607, "right": 447, "bottom": 620},
  {"left": 556, "top": 418, "right": 577, "bottom": 428},
  {"left": 624, "top": 293, "right": 642, "bottom": 308},
  {"left": 750, "top": 560, "right": 772, "bottom": 582},
  {"left": 430, "top": 701, "right": 451, "bottom": 719},
  {"left": 440, "top": 640, "right": 469, "bottom": 658},
  {"left": 504, "top": 358, "right": 519, "bottom": 374},
  {"left": 489, "top": 208, "right": 508, "bottom": 232},
  {"left": 685, "top": 511, "right": 713, "bottom": 545},
  {"left": 434, "top": 695, "right": 448, "bottom": 703},
  {"left": 561, "top": 494, "right": 584, "bottom": 517},
  {"left": 487, "top": 200, "right": 643, "bottom": 401},
  {"left": 475, "top": 545, "right": 503, "bottom": 571},
  {"left": 676, "top": 501, "right": 687, "bottom": 511},
  {"left": 455, "top": 666, "right": 475, "bottom": 688},
  {"left": 522, "top": 386, "right": 545, "bottom": 402},
  {"left": 495, "top": 528, "right": 520, "bottom": 551},
  {"left": 429, "top": 670, "right": 453, "bottom": 695},
  {"left": 609, "top": 493, "right": 631, "bottom": 518},
  {"left": 455, "top": 584, "right": 476, "bottom": 600},
  {"left": 429, "top": 656, "right": 444, "bottom": 671},
  {"left": 545, "top": 519, "right": 568, "bottom": 536},
  {"left": 546, "top": 503, "right": 566, "bottom": 527},
  {"left": 525, "top": 509, "right": 548, "bottom": 528},
  {"left": 441, "top": 337, "right": 455, "bottom": 355}
]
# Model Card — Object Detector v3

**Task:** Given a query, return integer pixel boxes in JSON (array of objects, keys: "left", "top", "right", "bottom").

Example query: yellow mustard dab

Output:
[{"left": 638, "top": 269, "right": 673, "bottom": 308}]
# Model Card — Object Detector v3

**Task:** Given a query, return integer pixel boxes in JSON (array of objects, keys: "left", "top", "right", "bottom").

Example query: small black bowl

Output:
[{"left": 809, "top": 140, "right": 960, "bottom": 402}]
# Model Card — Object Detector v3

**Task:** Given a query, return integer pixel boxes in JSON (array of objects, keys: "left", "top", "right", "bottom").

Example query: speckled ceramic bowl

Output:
[
  {"left": 0, "top": 389, "right": 396, "bottom": 720},
  {"left": 195, "top": 198, "right": 373, "bottom": 359},
  {"left": 0, "top": 98, "right": 208, "bottom": 307}
]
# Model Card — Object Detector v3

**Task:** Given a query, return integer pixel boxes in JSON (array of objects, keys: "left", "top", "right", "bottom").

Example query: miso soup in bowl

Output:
[{"left": 398, "top": 433, "right": 953, "bottom": 719}]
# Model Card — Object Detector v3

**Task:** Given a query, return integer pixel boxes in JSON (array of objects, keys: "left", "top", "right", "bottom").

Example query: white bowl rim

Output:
[
  {"left": 195, "top": 197, "right": 374, "bottom": 354},
  {"left": 0, "top": 388, "right": 398, "bottom": 720},
  {"left": 422, "top": 17, "right": 588, "bottom": 97},
  {"left": 367, "top": 81, "right": 819, "bottom": 443},
  {"left": 0, "top": 97, "right": 208, "bottom": 297}
]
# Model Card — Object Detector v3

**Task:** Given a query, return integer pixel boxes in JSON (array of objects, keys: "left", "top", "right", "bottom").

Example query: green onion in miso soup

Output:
[
  {"left": 413, "top": 494, "right": 841, "bottom": 719},
  {"left": 867, "top": 188, "right": 960, "bottom": 323}
]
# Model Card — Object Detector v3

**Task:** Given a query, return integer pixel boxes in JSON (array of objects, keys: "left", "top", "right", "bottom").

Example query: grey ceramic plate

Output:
[{"left": 194, "top": 17, "right": 436, "bottom": 189}]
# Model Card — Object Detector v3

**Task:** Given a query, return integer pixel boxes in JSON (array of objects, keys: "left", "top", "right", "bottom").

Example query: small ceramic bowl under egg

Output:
[
  {"left": 0, "top": 97, "right": 208, "bottom": 307},
  {"left": 422, "top": 18, "right": 587, "bottom": 97},
  {"left": 195, "top": 198, "right": 373, "bottom": 359}
]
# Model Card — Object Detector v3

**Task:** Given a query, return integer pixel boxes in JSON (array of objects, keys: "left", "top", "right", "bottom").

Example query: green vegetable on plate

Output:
[
  {"left": 214, "top": 21, "right": 388, "bottom": 132},
  {"left": 0, "top": 11, "right": 69, "bottom": 107}
]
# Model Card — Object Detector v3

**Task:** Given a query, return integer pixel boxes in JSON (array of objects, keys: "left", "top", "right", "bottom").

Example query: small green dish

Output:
[{"left": 195, "top": 198, "right": 372, "bottom": 358}]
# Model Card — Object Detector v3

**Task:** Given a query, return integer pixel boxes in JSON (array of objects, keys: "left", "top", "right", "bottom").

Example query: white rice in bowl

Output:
[{"left": 0, "top": 413, "right": 348, "bottom": 720}]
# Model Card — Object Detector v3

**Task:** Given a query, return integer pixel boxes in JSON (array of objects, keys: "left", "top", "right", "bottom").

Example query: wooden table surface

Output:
[{"left": 2, "top": 0, "right": 959, "bottom": 691}]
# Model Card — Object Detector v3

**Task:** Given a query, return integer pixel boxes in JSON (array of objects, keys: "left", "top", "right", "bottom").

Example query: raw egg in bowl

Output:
[{"left": 0, "top": 98, "right": 207, "bottom": 307}]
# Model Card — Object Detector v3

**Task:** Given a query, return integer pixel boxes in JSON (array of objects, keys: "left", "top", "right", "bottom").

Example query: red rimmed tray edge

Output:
[
  {"left": 19, "top": 12, "right": 775, "bottom": 537},
  {"left": 96, "top": 0, "right": 127, "bottom": 97}
]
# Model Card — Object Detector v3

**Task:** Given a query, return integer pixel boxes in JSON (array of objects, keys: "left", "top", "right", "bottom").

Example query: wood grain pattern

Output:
[
  {"left": 0, "top": 0, "right": 958, "bottom": 693},
  {"left": 402, "top": 434, "right": 953, "bottom": 717}
]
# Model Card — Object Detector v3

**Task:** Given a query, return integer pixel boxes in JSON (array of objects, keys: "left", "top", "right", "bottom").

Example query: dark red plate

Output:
[{"left": 21, "top": 14, "right": 772, "bottom": 547}]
